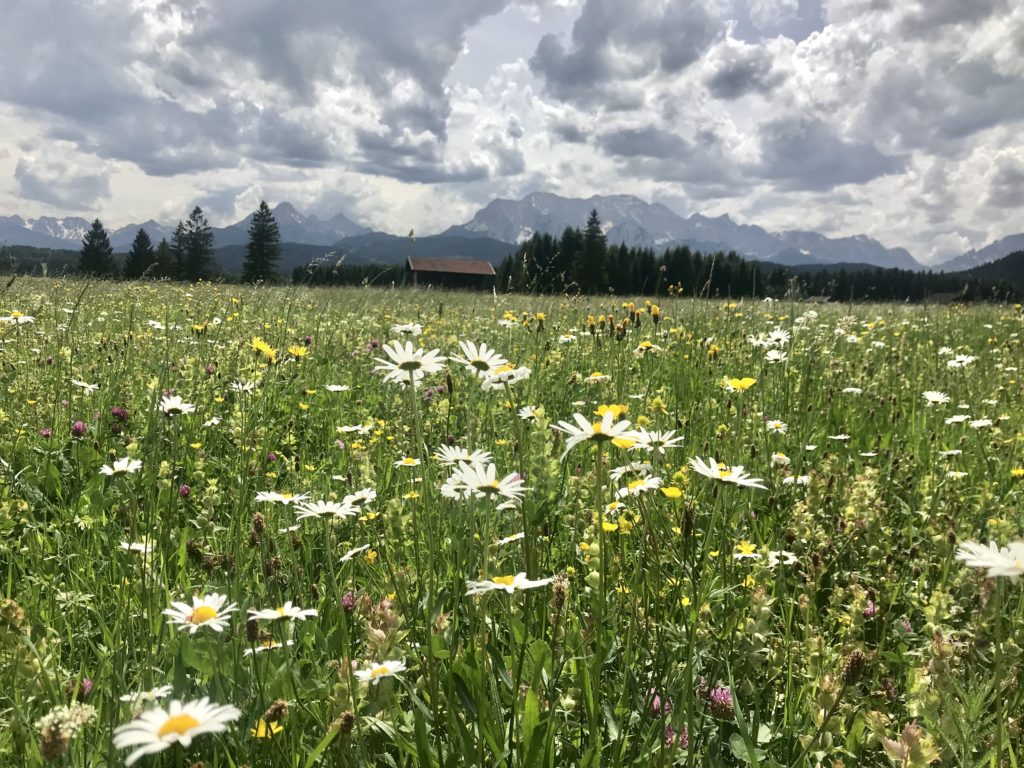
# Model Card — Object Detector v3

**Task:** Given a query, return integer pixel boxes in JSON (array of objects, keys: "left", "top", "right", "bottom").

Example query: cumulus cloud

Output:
[
  {"left": 530, "top": 0, "right": 723, "bottom": 105},
  {"left": 0, "top": 0, "right": 1021, "bottom": 265},
  {"left": 15, "top": 156, "right": 111, "bottom": 210}
]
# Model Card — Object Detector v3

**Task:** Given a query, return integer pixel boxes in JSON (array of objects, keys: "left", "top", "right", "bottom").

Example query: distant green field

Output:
[{"left": 0, "top": 278, "right": 1021, "bottom": 766}]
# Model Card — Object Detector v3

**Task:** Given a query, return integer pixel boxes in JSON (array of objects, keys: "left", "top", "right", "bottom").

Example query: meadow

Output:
[{"left": 0, "top": 277, "right": 1022, "bottom": 767}]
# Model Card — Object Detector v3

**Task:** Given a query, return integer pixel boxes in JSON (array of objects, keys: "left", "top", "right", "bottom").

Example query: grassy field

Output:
[{"left": 0, "top": 277, "right": 1022, "bottom": 767}]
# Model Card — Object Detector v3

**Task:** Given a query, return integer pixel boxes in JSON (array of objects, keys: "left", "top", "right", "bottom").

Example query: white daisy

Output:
[
  {"left": 247, "top": 601, "right": 318, "bottom": 622},
  {"left": 609, "top": 461, "right": 653, "bottom": 482},
  {"left": 481, "top": 365, "right": 531, "bottom": 391},
  {"left": 295, "top": 500, "right": 356, "bottom": 520},
  {"left": 394, "top": 457, "right": 421, "bottom": 468},
  {"left": 119, "top": 685, "right": 174, "bottom": 704},
  {"left": 687, "top": 457, "right": 766, "bottom": 490},
  {"left": 433, "top": 445, "right": 493, "bottom": 467},
  {"left": 956, "top": 540, "right": 1024, "bottom": 582},
  {"left": 159, "top": 395, "right": 195, "bottom": 416},
  {"left": 495, "top": 532, "right": 526, "bottom": 546},
  {"left": 243, "top": 639, "right": 295, "bottom": 656},
  {"left": 616, "top": 476, "right": 663, "bottom": 498},
  {"left": 765, "top": 349, "right": 787, "bottom": 364},
  {"left": 343, "top": 488, "right": 377, "bottom": 508},
  {"left": 630, "top": 429, "right": 684, "bottom": 455},
  {"left": 922, "top": 391, "right": 950, "bottom": 406},
  {"left": 969, "top": 418, "right": 993, "bottom": 429},
  {"left": 765, "top": 420, "right": 787, "bottom": 434},
  {"left": 553, "top": 411, "right": 638, "bottom": 458},
  {"left": 518, "top": 405, "right": 543, "bottom": 421},
  {"left": 339, "top": 544, "right": 371, "bottom": 563},
  {"left": 71, "top": 379, "right": 99, "bottom": 394},
  {"left": 100, "top": 457, "right": 143, "bottom": 476},
  {"left": 113, "top": 697, "right": 242, "bottom": 767},
  {"left": 441, "top": 462, "right": 526, "bottom": 503},
  {"left": 255, "top": 491, "right": 310, "bottom": 506},
  {"left": 465, "top": 572, "right": 554, "bottom": 595},
  {"left": 230, "top": 380, "right": 257, "bottom": 394},
  {"left": 325, "top": 384, "right": 351, "bottom": 392},
  {"left": 354, "top": 659, "right": 407, "bottom": 684},
  {"left": 945, "top": 414, "right": 970, "bottom": 425},
  {"left": 391, "top": 322, "right": 422, "bottom": 336},
  {"left": 373, "top": 340, "right": 446, "bottom": 387},
  {"left": 449, "top": 340, "right": 509, "bottom": 377},
  {"left": 162, "top": 594, "right": 237, "bottom": 634}
]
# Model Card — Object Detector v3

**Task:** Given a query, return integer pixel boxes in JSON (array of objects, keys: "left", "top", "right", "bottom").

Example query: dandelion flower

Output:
[{"left": 113, "top": 697, "right": 241, "bottom": 767}]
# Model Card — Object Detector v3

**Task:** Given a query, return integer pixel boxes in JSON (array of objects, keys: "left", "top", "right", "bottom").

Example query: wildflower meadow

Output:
[{"left": 1, "top": 277, "right": 1022, "bottom": 767}]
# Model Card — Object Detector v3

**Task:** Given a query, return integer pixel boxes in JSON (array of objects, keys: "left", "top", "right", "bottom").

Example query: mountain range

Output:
[{"left": 1, "top": 195, "right": 1020, "bottom": 273}]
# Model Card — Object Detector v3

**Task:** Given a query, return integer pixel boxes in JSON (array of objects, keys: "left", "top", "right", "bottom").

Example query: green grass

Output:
[{"left": 0, "top": 277, "right": 1021, "bottom": 767}]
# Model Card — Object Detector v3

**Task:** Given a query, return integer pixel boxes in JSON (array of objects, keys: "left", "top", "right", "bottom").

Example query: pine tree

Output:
[
  {"left": 242, "top": 201, "right": 282, "bottom": 282},
  {"left": 154, "top": 238, "right": 175, "bottom": 278},
  {"left": 123, "top": 228, "right": 154, "bottom": 279},
  {"left": 78, "top": 219, "right": 118, "bottom": 277},
  {"left": 182, "top": 207, "right": 214, "bottom": 281},
  {"left": 574, "top": 209, "right": 608, "bottom": 294},
  {"left": 170, "top": 222, "right": 186, "bottom": 280}
]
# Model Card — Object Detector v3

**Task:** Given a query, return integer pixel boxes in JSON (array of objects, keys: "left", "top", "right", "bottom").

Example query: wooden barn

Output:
[{"left": 406, "top": 257, "right": 496, "bottom": 290}]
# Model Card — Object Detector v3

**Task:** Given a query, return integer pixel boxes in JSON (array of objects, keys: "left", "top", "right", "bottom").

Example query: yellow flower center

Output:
[
  {"left": 718, "top": 470, "right": 733, "bottom": 479},
  {"left": 275, "top": 607, "right": 287, "bottom": 616},
  {"left": 158, "top": 714, "right": 200, "bottom": 738},
  {"left": 369, "top": 665, "right": 392, "bottom": 678},
  {"left": 189, "top": 606, "right": 218, "bottom": 624},
  {"left": 492, "top": 575, "right": 517, "bottom": 586}
]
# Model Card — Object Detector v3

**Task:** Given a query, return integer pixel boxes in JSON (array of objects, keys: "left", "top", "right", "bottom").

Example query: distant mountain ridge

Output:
[
  {"left": 937, "top": 234, "right": 1024, "bottom": 272},
  {"left": 1, "top": 193, "right": 1020, "bottom": 272},
  {"left": 445, "top": 192, "right": 923, "bottom": 270}
]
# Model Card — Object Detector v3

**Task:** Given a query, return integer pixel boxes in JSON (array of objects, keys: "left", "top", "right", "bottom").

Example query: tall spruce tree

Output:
[
  {"left": 154, "top": 238, "right": 175, "bottom": 278},
  {"left": 170, "top": 222, "right": 187, "bottom": 279},
  {"left": 123, "top": 228, "right": 155, "bottom": 279},
  {"left": 182, "top": 207, "right": 214, "bottom": 281},
  {"left": 574, "top": 209, "right": 608, "bottom": 294},
  {"left": 79, "top": 219, "right": 118, "bottom": 277},
  {"left": 242, "top": 201, "right": 281, "bottom": 282}
]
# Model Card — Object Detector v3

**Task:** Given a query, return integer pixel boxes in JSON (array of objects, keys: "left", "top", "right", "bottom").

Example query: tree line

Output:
[
  {"left": 494, "top": 209, "right": 1020, "bottom": 302},
  {"left": 76, "top": 201, "right": 282, "bottom": 282}
]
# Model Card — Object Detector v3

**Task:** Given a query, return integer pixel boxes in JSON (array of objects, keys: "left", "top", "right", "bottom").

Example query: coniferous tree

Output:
[
  {"left": 170, "top": 222, "right": 187, "bottom": 280},
  {"left": 123, "top": 228, "right": 155, "bottom": 279},
  {"left": 242, "top": 201, "right": 282, "bottom": 282},
  {"left": 154, "top": 238, "right": 175, "bottom": 278},
  {"left": 78, "top": 219, "right": 118, "bottom": 277},
  {"left": 182, "top": 207, "right": 214, "bottom": 281},
  {"left": 575, "top": 209, "right": 608, "bottom": 294}
]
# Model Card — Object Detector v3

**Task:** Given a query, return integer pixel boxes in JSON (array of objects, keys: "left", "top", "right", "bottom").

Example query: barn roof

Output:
[{"left": 406, "top": 257, "right": 496, "bottom": 276}]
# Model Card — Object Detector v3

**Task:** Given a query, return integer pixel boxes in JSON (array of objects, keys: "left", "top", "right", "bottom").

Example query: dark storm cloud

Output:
[
  {"left": 530, "top": 0, "right": 722, "bottom": 105},
  {"left": 754, "top": 116, "right": 907, "bottom": 190},
  {"left": 0, "top": 0, "right": 521, "bottom": 180},
  {"left": 985, "top": 158, "right": 1024, "bottom": 209},
  {"left": 15, "top": 157, "right": 111, "bottom": 210},
  {"left": 704, "top": 42, "right": 785, "bottom": 100},
  {"left": 551, "top": 122, "right": 588, "bottom": 144},
  {"left": 597, "top": 127, "right": 688, "bottom": 159}
]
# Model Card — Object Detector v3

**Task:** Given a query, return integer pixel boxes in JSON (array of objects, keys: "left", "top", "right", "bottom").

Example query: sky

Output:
[{"left": 0, "top": 0, "right": 1022, "bottom": 264}]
